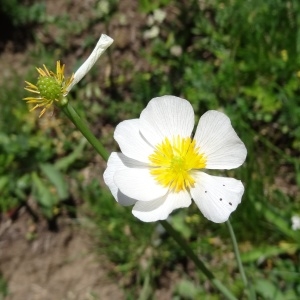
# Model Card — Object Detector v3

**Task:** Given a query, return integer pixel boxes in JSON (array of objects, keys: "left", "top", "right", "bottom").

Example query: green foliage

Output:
[
  {"left": 0, "top": 71, "right": 87, "bottom": 219},
  {"left": 0, "top": 273, "right": 8, "bottom": 299},
  {"left": 136, "top": 0, "right": 300, "bottom": 149},
  {"left": 1, "top": 0, "right": 300, "bottom": 298},
  {"left": 0, "top": 0, "right": 45, "bottom": 26},
  {"left": 138, "top": 0, "right": 172, "bottom": 13},
  {"left": 173, "top": 279, "right": 201, "bottom": 299}
]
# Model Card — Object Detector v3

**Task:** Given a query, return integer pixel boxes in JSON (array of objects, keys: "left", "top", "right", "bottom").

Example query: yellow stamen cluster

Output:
[
  {"left": 149, "top": 136, "right": 207, "bottom": 192},
  {"left": 23, "top": 61, "right": 74, "bottom": 117}
]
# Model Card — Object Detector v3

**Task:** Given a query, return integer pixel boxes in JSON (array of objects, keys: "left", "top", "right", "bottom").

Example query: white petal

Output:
[
  {"left": 114, "top": 119, "right": 154, "bottom": 163},
  {"left": 140, "top": 95, "right": 194, "bottom": 146},
  {"left": 114, "top": 167, "right": 168, "bottom": 201},
  {"left": 66, "top": 34, "right": 114, "bottom": 93},
  {"left": 132, "top": 190, "right": 191, "bottom": 222},
  {"left": 190, "top": 172, "right": 244, "bottom": 223},
  {"left": 194, "top": 110, "right": 247, "bottom": 169},
  {"left": 103, "top": 152, "right": 142, "bottom": 206}
]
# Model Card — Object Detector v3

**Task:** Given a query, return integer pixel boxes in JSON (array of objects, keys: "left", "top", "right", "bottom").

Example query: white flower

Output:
[
  {"left": 291, "top": 215, "right": 300, "bottom": 230},
  {"left": 103, "top": 96, "right": 247, "bottom": 223}
]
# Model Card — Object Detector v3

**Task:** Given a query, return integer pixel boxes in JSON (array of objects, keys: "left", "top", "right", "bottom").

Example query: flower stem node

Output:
[{"left": 59, "top": 97, "right": 69, "bottom": 107}]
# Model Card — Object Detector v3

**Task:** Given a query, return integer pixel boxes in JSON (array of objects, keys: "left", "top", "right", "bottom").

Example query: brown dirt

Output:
[{"left": 0, "top": 208, "right": 124, "bottom": 300}]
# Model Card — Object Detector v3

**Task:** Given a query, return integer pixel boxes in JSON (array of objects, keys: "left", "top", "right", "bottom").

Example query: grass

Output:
[
  {"left": 0, "top": 275, "right": 8, "bottom": 299},
  {"left": 0, "top": 0, "right": 300, "bottom": 299}
]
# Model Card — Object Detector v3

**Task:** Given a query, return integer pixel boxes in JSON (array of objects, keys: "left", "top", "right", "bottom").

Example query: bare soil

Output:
[{"left": 0, "top": 209, "right": 123, "bottom": 300}]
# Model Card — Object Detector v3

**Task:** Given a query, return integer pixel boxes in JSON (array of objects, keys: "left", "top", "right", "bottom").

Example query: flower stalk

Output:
[
  {"left": 226, "top": 220, "right": 256, "bottom": 300},
  {"left": 61, "top": 102, "right": 109, "bottom": 161},
  {"left": 161, "top": 220, "right": 238, "bottom": 300}
]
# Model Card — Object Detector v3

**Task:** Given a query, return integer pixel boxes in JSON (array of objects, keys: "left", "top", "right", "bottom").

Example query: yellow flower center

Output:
[{"left": 149, "top": 136, "right": 207, "bottom": 192}]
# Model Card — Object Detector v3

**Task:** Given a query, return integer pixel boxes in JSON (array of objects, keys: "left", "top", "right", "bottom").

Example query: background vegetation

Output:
[{"left": 0, "top": 0, "right": 299, "bottom": 299}]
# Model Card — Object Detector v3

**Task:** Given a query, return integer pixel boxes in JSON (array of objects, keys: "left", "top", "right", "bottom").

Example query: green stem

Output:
[
  {"left": 61, "top": 102, "right": 238, "bottom": 300},
  {"left": 160, "top": 220, "right": 238, "bottom": 300},
  {"left": 226, "top": 220, "right": 256, "bottom": 300},
  {"left": 61, "top": 102, "right": 109, "bottom": 161}
]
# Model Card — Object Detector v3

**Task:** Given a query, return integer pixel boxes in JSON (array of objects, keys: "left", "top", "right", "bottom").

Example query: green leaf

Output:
[
  {"left": 255, "top": 202, "right": 300, "bottom": 243},
  {"left": 39, "top": 163, "right": 68, "bottom": 200},
  {"left": 31, "top": 172, "right": 57, "bottom": 214},
  {"left": 254, "top": 279, "right": 285, "bottom": 300},
  {"left": 0, "top": 176, "right": 8, "bottom": 190},
  {"left": 174, "top": 279, "right": 199, "bottom": 299},
  {"left": 170, "top": 212, "right": 192, "bottom": 240},
  {"left": 54, "top": 138, "right": 86, "bottom": 171},
  {"left": 241, "top": 243, "right": 298, "bottom": 263}
]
